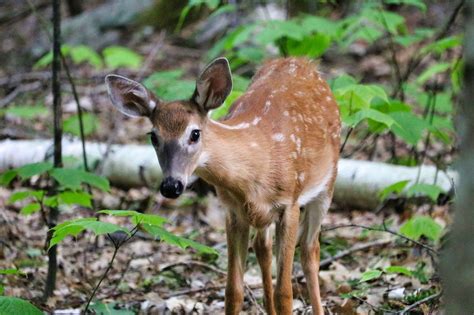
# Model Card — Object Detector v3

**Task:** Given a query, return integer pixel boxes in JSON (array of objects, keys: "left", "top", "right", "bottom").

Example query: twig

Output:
[
  {"left": 0, "top": 82, "right": 42, "bottom": 108},
  {"left": 319, "top": 239, "right": 391, "bottom": 269},
  {"left": 322, "top": 224, "right": 436, "bottom": 254},
  {"left": 400, "top": 290, "right": 442, "bottom": 315},
  {"left": 137, "top": 31, "right": 166, "bottom": 80}
]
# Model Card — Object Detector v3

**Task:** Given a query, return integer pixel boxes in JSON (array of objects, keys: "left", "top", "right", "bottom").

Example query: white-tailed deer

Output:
[{"left": 105, "top": 57, "right": 340, "bottom": 314}]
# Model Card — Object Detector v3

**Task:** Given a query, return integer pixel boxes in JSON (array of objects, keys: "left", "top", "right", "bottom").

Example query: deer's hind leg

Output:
[{"left": 298, "top": 193, "right": 331, "bottom": 315}]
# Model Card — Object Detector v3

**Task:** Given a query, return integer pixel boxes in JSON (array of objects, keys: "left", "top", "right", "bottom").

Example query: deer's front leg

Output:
[
  {"left": 225, "top": 211, "right": 250, "bottom": 315},
  {"left": 274, "top": 204, "right": 300, "bottom": 315}
]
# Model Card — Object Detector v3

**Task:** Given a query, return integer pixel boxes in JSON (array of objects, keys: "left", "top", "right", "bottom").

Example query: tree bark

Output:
[
  {"left": 43, "top": 0, "right": 61, "bottom": 301},
  {"left": 440, "top": 2, "right": 474, "bottom": 313},
  {"left": 0, "top": 140, "right": 457, "bottom": 210}
]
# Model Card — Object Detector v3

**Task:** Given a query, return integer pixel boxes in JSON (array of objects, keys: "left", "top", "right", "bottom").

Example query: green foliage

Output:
[
  {"left": 34, "top": 44, "right": 143, "bottom": 70},
  {"left": 400, "top": 215, "right": 443, "bottom": 241},
  {"left": 0, "top": 105, "right": 48, "bottom": 119},
  {"left": 379, "top": 180, "right": 410, "bottom": 200},
  {"left": 50, "top": 168, "right": 110, "bottom": 192},
  {"left": 0, "top": 296, "right": 43, "bottom": 315},
  {"left": 143, "top": 70, "right": 195, "bottom": 101},
  {"left": 359, "top": 269, "right": 383, "bottom": 282},
  {"left": 103, "top": 46, "right": 143, "bottom": 69},
  {"left": 63, "top": 113, "right": 99, "bottom": 137},
  {"left": 406, "top": 183, "right": 443, "bottom": 201},
  {"left": 384, "top": 265, "right": 413, "bottom": 276},
  {"left": 0, "top": 269, "right": 25, "bottom": 276}
]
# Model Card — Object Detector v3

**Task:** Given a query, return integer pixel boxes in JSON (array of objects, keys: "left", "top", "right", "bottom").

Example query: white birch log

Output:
[{"left": 0, "top": 139, "right": 457, "bottom": 209}]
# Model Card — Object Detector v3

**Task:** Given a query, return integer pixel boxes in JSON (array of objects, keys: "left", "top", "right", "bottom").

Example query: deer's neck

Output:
[{"left": 195, "top": 120, "right": 265, "bottom": 195}]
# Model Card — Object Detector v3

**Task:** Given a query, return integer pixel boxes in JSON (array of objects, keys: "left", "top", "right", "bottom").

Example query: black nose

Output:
[{"left": 160, "top": 177, "right": 184, "bottom": 199}]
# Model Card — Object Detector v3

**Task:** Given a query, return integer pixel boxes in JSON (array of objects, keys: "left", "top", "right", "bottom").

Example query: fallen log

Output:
[{"left": 0, "top": 139, "right": 457, "bottom": 209}]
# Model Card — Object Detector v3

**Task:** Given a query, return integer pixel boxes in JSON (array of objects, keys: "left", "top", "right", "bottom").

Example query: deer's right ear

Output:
[{"left": 105, "top": 74, "right": 158, "bottom": 117}]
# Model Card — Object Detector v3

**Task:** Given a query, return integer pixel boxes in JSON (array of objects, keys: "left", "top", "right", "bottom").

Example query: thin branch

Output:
[
  {"left": 400, "top": 290, "right": 442, "bottom": 315},
  {"left": 0, "top": 82, "right": 42, "bottom": 108},
  {"left": 322, "top": 224, "right": 436, "bottom": 254}
]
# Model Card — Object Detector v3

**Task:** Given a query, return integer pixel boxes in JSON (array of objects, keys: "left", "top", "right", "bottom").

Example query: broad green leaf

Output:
[
  {"left": 377, "top": 10, "right": 405, "bottom": 34},
  {"left": 143, "top": 225, "right": 217, "bottom": 255},
  {"left": 389, "top": 111, "right": 428, "bottom": 145},
  {"left": 0, "top": 170, "right": 16, "bottom": 186},
  {"left": 416, "top": 62, "right": 451, "bottom": 85},
  {"left": 406, "top": 183, "right": 443, "bottom": 202},
  {"left": 379, "top": 180, "right": 410, "bottom": 200},
  {"left": 16, "top": 162, "right": 53, "bottom": 180},
  {"left": 20, "top": 203, "right": 40, "bottom": 215},
  {"left": 400, "top": 215, "right": 443, "bottom": 241},
  {"left": 1, "top": 106, "right": 48, "bottom": 119},
  {"left": 256, "top": 20, "right": 308, "bottom": 44},
  {"left": 394, "top": 28, "right": 434, "bottom": 46},
  {"left": 286, "top": 33, "right": 332, "bottom": 58},
  {"left": 34, "top": 44, "right": 71, "bottom": 69},
  {"left": 9, "top": 190, "right": 45, "bottom": 203},
  {"left": 63, "top": 113, "right": 99, "bottom": 137},
  {"left": 359, "top": 269, "right": 383, "bottom": 282},
  {"left": 345, "top": 109, "right": 396, "bottom": 128},
  {"left": 98, "top": 210, "right": 142, "bottom": 217},
  {"left": 0, "top": 296, "right": 43, "bottom": 315},
  {"left": 50, "top": 168, "right": 110, "bottom": 192},
  {"left": 69, "top": 45, "right": 103, "bottom": 69},
  {"left": 0, "top": 269, "right": 25, "bottom": 276},
  {"left": 232, "top": 75, "right": 250, "bottom": 92},
  {"left": 236, "top": 47, "right": 265, "bottom": 63},
  {"left": 384, "top": 265, "right": 412, "bottom": 276},
  {"left": 58, "top": 191, "right": 92, "bottom": 208},
  {"left": 301, "top": 15, "right": 339, "bottom": 37},
  {"left": 103, "top": 46, "right": 143, "bottom": 70},
  {"left": 421, "top": 35, "right": 462, "bottom": 55},
  {"left": 98, "top": 210, "right": 167, "bottom": 227}
]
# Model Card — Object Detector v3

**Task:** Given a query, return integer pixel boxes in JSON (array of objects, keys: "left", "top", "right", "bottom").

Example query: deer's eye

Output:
[
  {"left": 149, "top": 132, "right": 159, "bottom": 147},
  {"left": 189, "top": 129, "right": 200, "bottom": 143}
]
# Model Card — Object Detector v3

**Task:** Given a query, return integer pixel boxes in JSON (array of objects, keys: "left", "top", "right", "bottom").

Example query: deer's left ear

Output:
[
  {"left": 192, "top": 58, "right": 233, "bottom": 112},
  {"left": 105, "top": 74, "right": 158, "bottom": 118}
]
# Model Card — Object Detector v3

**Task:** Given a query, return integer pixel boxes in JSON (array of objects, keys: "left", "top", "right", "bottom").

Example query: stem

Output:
[
  {"left": 83, "top": 243, "right": 120, "bottom": 312},
  {"left": 43, "top": 0, "right": 61, "bottom": 301}
]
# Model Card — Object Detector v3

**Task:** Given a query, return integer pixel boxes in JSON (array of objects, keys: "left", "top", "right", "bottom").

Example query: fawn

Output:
[{"left": 105, "top": 57, "right": 340, "bottom": 314}]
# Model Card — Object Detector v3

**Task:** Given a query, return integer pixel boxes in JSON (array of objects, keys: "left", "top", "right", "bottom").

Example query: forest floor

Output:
[{"left": 0, "top": 1, "right": 457, "bottom": 314}]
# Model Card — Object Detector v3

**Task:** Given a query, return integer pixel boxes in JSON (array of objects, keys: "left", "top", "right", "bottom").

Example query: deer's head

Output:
[{"left": 105, "top": 58, "right": 232, "bottom": 199}]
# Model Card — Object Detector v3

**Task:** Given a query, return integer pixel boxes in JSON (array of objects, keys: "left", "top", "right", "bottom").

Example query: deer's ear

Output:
[
  {"left": 192, "top": 58, "right": 232, "bottom": 112},
  {"left": 105, "top": 74, "right": 158, "bottom": 117}
]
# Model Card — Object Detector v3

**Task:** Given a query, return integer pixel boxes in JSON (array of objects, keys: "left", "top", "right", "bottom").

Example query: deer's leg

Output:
[
  {"left": 274, "top": 204, "right": 300, "bottom": 315},
  {"left": 299, "top": 195, "right": 330, "bottom": 315},
  {"left": 254, "top": 228, "right": 276, "bottom": 315},
  {"left": 225, "top": 211, "right": 250, "bottom": 315}
]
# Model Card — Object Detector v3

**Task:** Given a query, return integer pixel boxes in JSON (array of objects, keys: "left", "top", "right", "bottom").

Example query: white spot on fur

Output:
[
  {"left": 297, "top": 169, "right": 332, "bottom": 205},
  {"left": 298, "top": 172, "right": 305, "bottom": 182},
  {"left": 272, "top": 133, "right": 285, "bottom": 142},
  {"left": 252, "top": 117, "right": 262, "bottom": 126},
  {"left": 263, "top": 100, "right": 271, "bottom": 114},
  {"left": 210, "top": 120, "right": 249, "bottom": 130},
  {"left": 290, "top": 134, "right": 296, "bottom": 142},
  {"left": 296, "top": 137, "right": 302, "bottom": 154},
  {"left": 250, "top": 142, "right": 258, "bottom": 148},
  {"left": 283, "top": 111, "right": 290, "bottom": 116},
  {"left": 326, "top": 96, "right": 332, "bottom": 102}
]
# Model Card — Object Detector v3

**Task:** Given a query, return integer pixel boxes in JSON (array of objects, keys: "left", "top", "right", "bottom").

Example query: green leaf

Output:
[
  {"left": 389, "top": 111, "right": 429, "bottom": 145},
  {"left": 345, "top": 109, "right": 396, "bottom": 128},
  {"left": 9, "top": 190, "right": 45, "bottom": 203},
  {"left": 49, "top": 218, "right": 130, "bottom": 249},
  {"left": 20, "top": 203, "right": 41, "bottom": 215},
  {"left": 16, "top": 162, "right": 53, "bottom": 180},
  {"left": 359, "top": 269, "right": 383, "bottom": 282},
  {"left": 143, "top": 225, "right": 217, "bottom": 255},
  {"left": 400, "top": 215, "right": 443, "bottom": 241},
  {"left": 58, "top": 191, "right": 92, "bottom": 208},
  {"left": 384, "top": 265, "right": 413, "bottom": 276},
  {"left": 0, "top": 296, "right": 43, "bottom": 315},
  {"left": 50, "top": 168, "right": 110, "bottom": 192},
  {"left": 256, "top": 20, "right": 308, "bottom": 44},
  {"left": 34, "top": 44, "right": 71, "bottom": 69},
  {"left": 286, "top": 33, "right": 332, "bottom": 58},
  {"left": 69, "top": 45, "right": 103, "bottom": 69},
  {"left": 63, "top": 113, "right": 99, "bottom": 137},
  {"left": 98, "top": 210, "right": 167, "bottom": 226},
  {"left": 384, "top": 0, "right": 427, "bottom": 11},
  {"left": 103, "top": 46, "right": 143, "bottom": 70},
  {"left": 0, "top": 269, "right": 26, "bottom": 276},
  {"left": 0, "top": 170, "right": 16, "bottom": 186},
  {"left": 416, "top": 62, "right": 451, "bottom": 85},
  {"left": 421, "top": 35, "right": 462, "bottom": 55},
  {"left": 379, "top": 180, "right": 410, "bottom": 200},
  {"left": 301, "top": 15, "right": 339, "bottom": 38},
  {"left": 406, "top": 183, "right": 443, "bottom": 202},
  {"left": 1, "top": 106, "right": 48, "bottom": 119}
]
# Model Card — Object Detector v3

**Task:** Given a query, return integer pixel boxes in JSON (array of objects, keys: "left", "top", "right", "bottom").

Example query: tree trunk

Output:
[{"left": 440, "top": 2, "right": 474, "bottom": 313}]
